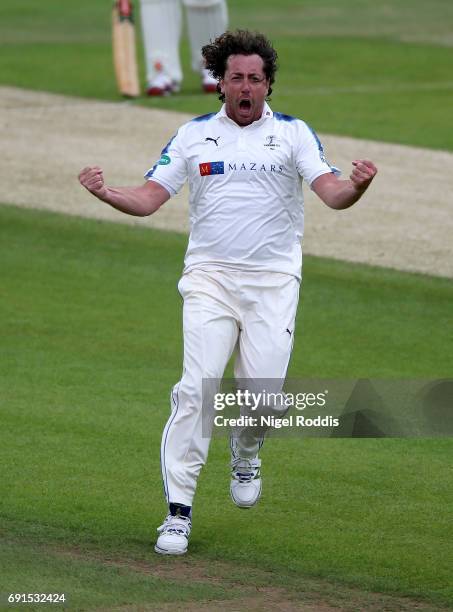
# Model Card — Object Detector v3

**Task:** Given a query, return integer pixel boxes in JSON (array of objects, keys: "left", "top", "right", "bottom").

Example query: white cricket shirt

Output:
[{"left": 145, "top": 103, "right": 339, "bottom": 279}]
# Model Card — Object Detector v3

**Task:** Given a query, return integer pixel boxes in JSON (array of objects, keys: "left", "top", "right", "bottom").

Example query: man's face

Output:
[{"left": 220, "top": 54, "right": 270, "bottom": 127}]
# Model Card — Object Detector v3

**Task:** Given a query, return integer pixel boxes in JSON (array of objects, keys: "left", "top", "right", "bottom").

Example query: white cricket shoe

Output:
[
  {"left": 154, "top": 513, "right": 191, "bottom": 555},
  {"left": 230, "top": 456, "right": 262, "bottom": 508},
  {"left": 201, "top": 67, "right": 218, "bottom": 93},
  {"left": 146, "top": 71, "right": 173, "bottom": 97}
]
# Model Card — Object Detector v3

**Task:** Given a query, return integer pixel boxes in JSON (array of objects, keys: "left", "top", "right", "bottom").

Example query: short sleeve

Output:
[
  {"left": 144, "top": 128, "right": 188, "bottom": 196},
  {"left": 294, "top": 121, "right": 341, "bottom": 187}
]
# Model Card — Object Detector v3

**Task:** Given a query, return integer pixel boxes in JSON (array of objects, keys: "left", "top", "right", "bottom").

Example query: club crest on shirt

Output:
[
  {"left": 199, "top": 161, "right": 225, "bottom": 176},
  {"left": 157, "top": 154, "right": 171, "bottom": 165},
  {"left": 264, "top": 135, "right": 280, "bottom": 149}
]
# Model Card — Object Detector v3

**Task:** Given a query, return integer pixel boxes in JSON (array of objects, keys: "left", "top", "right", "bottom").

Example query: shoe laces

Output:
[
  {"left": 157, "top": 514, "right": 191, "bottom": 537},
  {"left": 231, "top": 457, "right": 261, "bottom": 483}
]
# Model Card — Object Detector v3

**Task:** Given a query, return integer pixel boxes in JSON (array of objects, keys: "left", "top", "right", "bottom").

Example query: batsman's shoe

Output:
[
  {"left": 230, "top": 457, "right": 262, "bottom": 508},
  {"left": 155, "top": 514, "right": 191, "bottom": 555},
  {"left": 146, "top": 72, "right": 173, "bottom": 97},
  {"left": 201, "top": 68, "right": 218, "bottom": 93}
]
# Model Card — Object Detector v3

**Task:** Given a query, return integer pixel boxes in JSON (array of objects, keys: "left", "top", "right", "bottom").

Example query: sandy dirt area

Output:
[{"left": 1, "top": 86, "right": 452, "bottom": 278}]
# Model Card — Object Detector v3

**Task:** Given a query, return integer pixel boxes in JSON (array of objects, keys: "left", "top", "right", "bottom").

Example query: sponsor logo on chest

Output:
[
  {"left": 199, "top": 160, "right": 284, "bottom": 176},
  {"left": 199, "top": 161, "right": 225, "bottom": 176},
  {"left": 228, "top": 161, "right": 284, "bottom": 174}
]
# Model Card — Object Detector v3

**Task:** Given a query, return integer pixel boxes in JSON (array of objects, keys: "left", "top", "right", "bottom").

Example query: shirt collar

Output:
[{"left": 216, "top": 101, "right": 274, "bottom": 125}]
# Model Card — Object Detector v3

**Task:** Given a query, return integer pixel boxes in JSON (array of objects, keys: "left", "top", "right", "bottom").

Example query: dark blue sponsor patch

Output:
[{"left": 199, "top": 161, "right": 225, "bottom": 176}]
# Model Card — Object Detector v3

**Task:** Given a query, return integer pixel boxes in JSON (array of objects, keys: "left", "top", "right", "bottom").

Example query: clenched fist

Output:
[
  {"left": 350, "top": 159, "right": 377, "bottom": 192},
  {"left": 78, "top": 166, "right": 109, "bottom": 200}
]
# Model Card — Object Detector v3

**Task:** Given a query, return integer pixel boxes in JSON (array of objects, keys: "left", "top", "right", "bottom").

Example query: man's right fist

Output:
[{"left": 78, "top": 166, "right": 108, "bottom": 199}]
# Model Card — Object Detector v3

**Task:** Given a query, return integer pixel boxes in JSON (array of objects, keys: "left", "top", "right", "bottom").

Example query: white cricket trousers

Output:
[{"left": 160, "top": 268, "right": 300, "bottom": 507}]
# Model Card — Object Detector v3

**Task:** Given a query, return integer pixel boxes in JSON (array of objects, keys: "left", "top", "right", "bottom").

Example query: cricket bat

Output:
[{"left": 112, "top": 0, "right": 140, "bottom": 97}]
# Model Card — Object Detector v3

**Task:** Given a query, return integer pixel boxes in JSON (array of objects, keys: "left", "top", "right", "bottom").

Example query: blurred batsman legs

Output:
[
  {"left": 140, "top": 0, "right": 183, "bottom": 95},
  {"left": 139, "top": 0, "right": 227, "bottom": 96},
  {"left": 184, "top": 0, "right": 228, "bottom": 92}
]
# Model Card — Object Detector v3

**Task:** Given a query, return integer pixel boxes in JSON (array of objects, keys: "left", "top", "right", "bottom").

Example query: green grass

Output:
[
  {"left": 0, "top": 541, "right": 234, "bottom": 612},
  {"left": 1, "top": 205, "right": 452, "bottom": 608},
  {"left": 1, "top": 0, "right": 453, "bottom": 149},
  {"left": 1, "top": 0, "right": 453, "bottom": 607},
  {"left": 292, "top": 256, "right": 453, "bottom": 377}
]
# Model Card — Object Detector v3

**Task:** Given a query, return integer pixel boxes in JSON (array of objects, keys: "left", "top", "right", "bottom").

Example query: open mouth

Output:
[{"left": 239, "top": 99, "right": 251, "bottom": 111}]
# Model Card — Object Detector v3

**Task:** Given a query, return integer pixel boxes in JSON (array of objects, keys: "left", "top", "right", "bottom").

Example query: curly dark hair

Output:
[{"left": 202, "top": 30, "right": 278, "bottom": 102}]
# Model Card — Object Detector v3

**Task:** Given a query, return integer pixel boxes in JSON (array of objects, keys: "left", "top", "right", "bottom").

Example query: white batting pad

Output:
[
  {"left": 184, "top": 0, "right": 228, "bottom": 72},
  {"left": 183, "top": 0, "right": 225, "bottom": 6},
  {"left": 139, "top": 0, "right": 183, "bottom": 85}
]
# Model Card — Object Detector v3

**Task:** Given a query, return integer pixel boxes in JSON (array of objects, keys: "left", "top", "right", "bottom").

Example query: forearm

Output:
[
  {"left": 79, "top": 167, "right": 170, "bottom": 216},
  {"left": 312, "top": 160, "right": 377, "bottom": 210},
  {"left": 100, "top": 184, "right": 161, "bottom": 217},
  {"left": 319, "top": 179, "right": 366, "bottom": 210}
]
